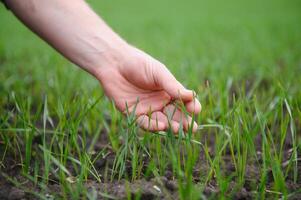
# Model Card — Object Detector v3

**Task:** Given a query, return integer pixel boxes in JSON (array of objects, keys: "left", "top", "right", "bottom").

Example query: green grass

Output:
[{"left": 1, "top": 0, "right": 301, "bottom": 199}]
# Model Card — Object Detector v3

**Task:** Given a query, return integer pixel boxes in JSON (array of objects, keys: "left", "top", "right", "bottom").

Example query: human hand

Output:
[{"left": 95, "top": 45, "right": 201, "bottom": 133}]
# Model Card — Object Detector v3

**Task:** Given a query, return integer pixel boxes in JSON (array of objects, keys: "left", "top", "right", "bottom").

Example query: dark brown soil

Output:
[{"left": 0, "top": 129, "right": 300, "bottom": 200}]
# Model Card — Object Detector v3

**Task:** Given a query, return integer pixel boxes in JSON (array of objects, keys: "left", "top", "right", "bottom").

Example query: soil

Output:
[{"left": 0, "top": 128, "right": 300, "bottom": 200}]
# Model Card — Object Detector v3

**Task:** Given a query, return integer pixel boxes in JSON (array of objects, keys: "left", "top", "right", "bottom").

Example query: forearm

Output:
[{"left": 7, "top": 0, "right": 128, "bottom": 76}]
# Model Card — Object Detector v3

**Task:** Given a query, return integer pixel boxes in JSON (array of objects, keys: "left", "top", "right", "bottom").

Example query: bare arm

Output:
[{"left": 7, "top": 0, "right": 127, "bottom": 76}]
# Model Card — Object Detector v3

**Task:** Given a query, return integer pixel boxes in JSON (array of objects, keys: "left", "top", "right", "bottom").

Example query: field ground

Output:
[{"left": 0, "top": 0, "right": 301, "bottom": 199}]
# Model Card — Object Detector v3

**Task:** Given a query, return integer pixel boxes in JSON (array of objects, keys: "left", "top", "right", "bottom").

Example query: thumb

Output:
[{"left": 155, "top": 64, "right": 194, "bottom": 101}]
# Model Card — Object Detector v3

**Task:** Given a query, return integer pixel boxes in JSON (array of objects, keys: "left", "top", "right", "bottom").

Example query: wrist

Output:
[{"left": 85, "top": 38, "right": 130, "bottom": 80}]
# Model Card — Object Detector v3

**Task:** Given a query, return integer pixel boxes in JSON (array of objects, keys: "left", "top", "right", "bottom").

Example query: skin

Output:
[{"left": 6, "top": 0, "right": 202, "bottom": 133}]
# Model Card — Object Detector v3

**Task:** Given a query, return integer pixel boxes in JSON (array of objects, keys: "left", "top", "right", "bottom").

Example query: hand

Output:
[{"left": 95, "top": 45, "right": 201, "bottom": 133}]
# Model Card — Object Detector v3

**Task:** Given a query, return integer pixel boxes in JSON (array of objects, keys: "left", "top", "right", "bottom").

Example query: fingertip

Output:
[
  {"left": 137, "top": 115, "right": 166, "bottom": 131},
  {"left": 196, "top": 102, "right": 202, "bottom": 113},
  {"left": 192, "top": 121, "right": 198, "bottom": 133},
  {"left": 171, "top": 121, "right": 180, "bottom": 134},
  {"left": 185, "top": 98, "right": 202, "bottom": 114},
  {"left": 137, "top": 115, "right": 147, "bottom": 128},
  {"left": 184, "top": 121, "right": 198, "bottom": 133},
  {"left": 151, "top": 111, "right": 168, "bottom": 130},
  {"left": 157, "top": 121, "right": 166, "bottom": 130},
  {"left": 194, "top": 98, "right": 202, "bottom": 113}
]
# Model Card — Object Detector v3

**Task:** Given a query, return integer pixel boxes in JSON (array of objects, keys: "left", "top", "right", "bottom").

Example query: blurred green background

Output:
[{"left": 1, "top": 0, "right": 300, "bottom": 94}]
